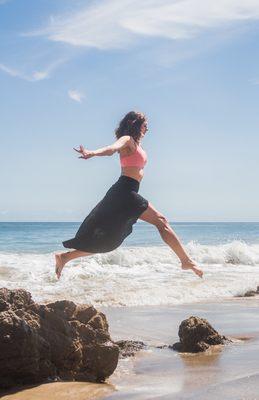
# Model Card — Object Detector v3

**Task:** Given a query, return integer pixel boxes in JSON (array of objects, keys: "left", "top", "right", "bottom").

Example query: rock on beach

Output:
[
  {"left": 172, "top": 316, "right": 230, "bottom": 353},
  {"left": 0, "top": 288, "right": 119, "bottom": 389}
]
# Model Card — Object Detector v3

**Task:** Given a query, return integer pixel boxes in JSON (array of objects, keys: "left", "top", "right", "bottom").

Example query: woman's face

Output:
[{"left": 140, "top": 120, "right": 148, "bottom": 137}]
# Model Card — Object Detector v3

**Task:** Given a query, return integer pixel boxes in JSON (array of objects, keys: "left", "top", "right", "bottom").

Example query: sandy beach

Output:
[
  {"left": 1, "top": 382, "right": 114, "bottom": 400},
  {"left": 2, "top": 296, "right": 259, "bottom": 400}
]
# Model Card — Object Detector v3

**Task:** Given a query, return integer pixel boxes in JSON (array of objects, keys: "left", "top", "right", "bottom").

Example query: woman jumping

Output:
[{"left": 55, "top": 111, "right": 203, "bottom": 279}]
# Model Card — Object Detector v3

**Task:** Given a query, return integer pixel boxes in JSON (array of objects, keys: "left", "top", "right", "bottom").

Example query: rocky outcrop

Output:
[
  {"left": 115, "top": 340, "right": 146, "bottom": 358},
  {"left": 171, "top": 316, "right": 230, "bottom": 353},
  {"left": 236, "top": 286, "right": 259, "bottom": 297},
  {"left": 0, "top": 288, "right": 119, "bottom": 389}
]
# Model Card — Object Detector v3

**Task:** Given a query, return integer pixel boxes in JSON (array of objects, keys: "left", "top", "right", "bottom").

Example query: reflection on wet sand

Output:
[
  {"left": 179, "top": 345, "right": 223, "bottom": 391},
  {"left": 105, "top": 299, "right": 259, "bottom": 399}
]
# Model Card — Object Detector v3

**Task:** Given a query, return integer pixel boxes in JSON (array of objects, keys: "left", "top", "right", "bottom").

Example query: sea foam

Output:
[{"left": 0, "top": 241, "right": 259, "bottom": 307}]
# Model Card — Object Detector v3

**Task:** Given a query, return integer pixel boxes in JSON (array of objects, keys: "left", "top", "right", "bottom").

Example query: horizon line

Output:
[{"left": 1, "top": 221, "right": 259, "bottom": 224}]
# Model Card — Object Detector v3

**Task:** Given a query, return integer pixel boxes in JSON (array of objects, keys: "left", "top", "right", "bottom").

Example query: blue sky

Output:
[{"left": 1, "top": 0, "right": 259, "bottom": 222}]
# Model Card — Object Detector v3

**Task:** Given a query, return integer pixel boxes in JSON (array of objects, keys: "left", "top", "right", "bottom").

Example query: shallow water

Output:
[{"left": 104, "top": 299, "right": 259, "bottom": 399}]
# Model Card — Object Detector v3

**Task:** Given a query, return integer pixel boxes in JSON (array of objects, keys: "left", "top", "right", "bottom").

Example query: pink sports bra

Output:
[{"left": 120, "top": 143, "right": 147, "bottom": 168}]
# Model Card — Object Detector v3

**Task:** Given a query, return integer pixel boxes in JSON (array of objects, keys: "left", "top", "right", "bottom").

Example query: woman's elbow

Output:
[{"left": 106, "top": 147, "right": 116, "bottom": 156}]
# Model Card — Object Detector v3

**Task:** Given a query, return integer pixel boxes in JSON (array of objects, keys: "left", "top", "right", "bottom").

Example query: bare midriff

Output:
[{"left": 120, "top": 166, "right": 144, "bottom": 182}]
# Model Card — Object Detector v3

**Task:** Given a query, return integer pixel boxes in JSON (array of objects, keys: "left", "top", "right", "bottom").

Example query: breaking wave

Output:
[{"left": 0, "top": 241, "right": 259, "bottom": 307}]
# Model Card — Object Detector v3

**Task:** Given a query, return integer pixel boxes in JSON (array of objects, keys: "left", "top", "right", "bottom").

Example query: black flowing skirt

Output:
[{"left": 62, "top": 175, "right": 149, "bottom": 253}]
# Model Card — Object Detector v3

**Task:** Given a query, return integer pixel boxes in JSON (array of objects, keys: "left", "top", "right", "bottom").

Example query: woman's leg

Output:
[
  {"left": 55, "top": 250, "right": 93, "bottom": 279},
  {"left": 139, "top": 203, "right": 203, "bottom": 278}
]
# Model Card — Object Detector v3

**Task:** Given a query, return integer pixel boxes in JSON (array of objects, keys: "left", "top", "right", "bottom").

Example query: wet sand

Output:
[
  {"left": 2, "top": 297, "right": 259, "bottom": 400},
  {"left": 104, "top": 297, "right": 259, "bottom": 399},
  {"left": 1, "top": 382, "right": 114, "bottom": 400}
]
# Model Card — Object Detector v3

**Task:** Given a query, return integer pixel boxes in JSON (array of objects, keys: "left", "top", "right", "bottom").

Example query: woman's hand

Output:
[{"left": 73, "top": 145, "right": 94, "bottom": 160}]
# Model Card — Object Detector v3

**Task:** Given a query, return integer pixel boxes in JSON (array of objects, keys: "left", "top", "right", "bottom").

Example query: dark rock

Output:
[
  {"left": 171, "top": 316, "right": 230, "bottom": 353},
  {"left": 244, "top": 290, "right": 257, "bottom": 297},
  {"left": 236, "top": 286, "right": 259, "bottom": 297},
  {"left": 0, "top": 288, "right": 119, "bottom": 389},
  {"left": 115, "top": 340, "right": 146, "bottom": 358},
  {"left": 156, "top": 344, "right": 168, "bottom": 349}
]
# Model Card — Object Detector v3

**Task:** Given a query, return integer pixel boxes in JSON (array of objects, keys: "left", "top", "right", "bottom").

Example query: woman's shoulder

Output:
[
  {"left": 119, "top": 135, "right": 135, "bottom": 144},
  {"left": 118, "top": 136, "right": 137, "bottom": 156}
]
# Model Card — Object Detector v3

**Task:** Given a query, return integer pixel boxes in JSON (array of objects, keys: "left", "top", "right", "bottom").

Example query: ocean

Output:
[{"left": 0, "top": 222, "right": 259, "bottom": 307}]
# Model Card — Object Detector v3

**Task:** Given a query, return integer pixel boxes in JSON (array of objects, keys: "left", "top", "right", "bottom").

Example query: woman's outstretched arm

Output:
[{"left": 74, "top": 135, "right": 132, "bottom": 159}]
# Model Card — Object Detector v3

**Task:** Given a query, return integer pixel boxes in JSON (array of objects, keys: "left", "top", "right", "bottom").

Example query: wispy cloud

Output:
[
  {"left": 29, "top": 0, "right": 259, "bottom": 50},
  {"left": 251, "top": 78, "right": 259, "bottom": 85},
  {"left": 0, "top": 63, "right": 20, "bottom": 78},
  {"left": 0, "top": 0, "right": 11, "bottom": 4},
  {"left": 0, "top": 58, "right": 66, "bottom": 81},
  {"left": 68, "top": 89, "right": 85, "bottom": 103}
]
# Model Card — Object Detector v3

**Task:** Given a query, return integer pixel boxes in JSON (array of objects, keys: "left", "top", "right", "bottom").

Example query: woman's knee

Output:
[{"left": 139, "top": 203, "right": 170, "bottom": 230}]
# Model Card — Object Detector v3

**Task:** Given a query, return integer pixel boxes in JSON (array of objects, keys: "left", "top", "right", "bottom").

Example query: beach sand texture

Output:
[{"left": 1, "top": 382, "right": 114, "bottom": 400}]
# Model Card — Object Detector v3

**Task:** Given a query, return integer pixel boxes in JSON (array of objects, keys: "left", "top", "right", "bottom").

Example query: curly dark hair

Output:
[{"left": 115, "top": 111, "right": 147, "bottom": 142}]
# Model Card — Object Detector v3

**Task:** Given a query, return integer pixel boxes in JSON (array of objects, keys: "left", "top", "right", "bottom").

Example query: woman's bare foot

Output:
[
  {"left": 181, "top": 259, "right": 203, "bottom": 278},
  {"left": 55, "top": 253, "right": 66, "bottom": 279}
]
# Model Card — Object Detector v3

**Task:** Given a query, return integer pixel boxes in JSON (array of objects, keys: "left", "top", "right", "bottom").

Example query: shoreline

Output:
[
  {"left": 104, "top": 297, "right": 259, "bottom": 399},
  {"left": 103, "top": 295, "right": 259, "bottom": 341},
  {"left": 2, "top": 296, "right": 259, "bottom": 400}
]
